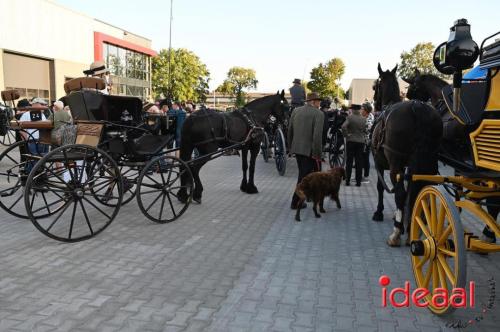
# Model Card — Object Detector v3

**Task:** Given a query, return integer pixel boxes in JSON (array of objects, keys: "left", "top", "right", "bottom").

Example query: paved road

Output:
[{"left": 0, "top": 154, "right": 499, "bottom": 331}]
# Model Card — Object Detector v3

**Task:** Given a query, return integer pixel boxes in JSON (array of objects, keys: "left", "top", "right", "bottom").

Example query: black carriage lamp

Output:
[{"left": 433, "top": 18, "right": 479, "bottom": 115}]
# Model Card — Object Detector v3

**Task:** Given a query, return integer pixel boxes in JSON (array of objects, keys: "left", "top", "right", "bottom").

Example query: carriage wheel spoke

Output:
[
  {"left": 159, "top": 193, "right": 167, "bottom": 220},
  {"left": 145, "top": 192, "right": 163, "bottom": 213},
  {"left": 415, "top": 255, "right": 429, "bottom": 270},
  {"left": 79, "top": 199, "right": 94, "bottom": 235},
  {"left": 31, "top": 197, "right": 66, "bottom": 214},
  {"left": 415, "top": 216, "right": 432, "bottom": 239},
  {"left": 437, "top": 253, "right": 456, "bottom": 285},
  {"left": 437, "top": 225, "right": 452, "bottom": 246},
  {"left": 437, "top": 247, "right": 456, "bottom": 257},
  {"left": 430, "top": 194, "right": 437, "bottom": 235},
  {"left": 46, "top": 199, "right": 73, "bottom": 232},
  {"left": 437, "top": 259, "right": 448, "bottom": 289},
  {"left": 40, "top": 192, "right": 51, "bottom": 215},
  {"left": 423, "top": 261, "right": 434, "bottom": 289},
  {"left": 82, "top": 197, "right": 112, "bottom": 220},
  {"left": 436, "top": 206, "right": 446, "bottom": 238},
  {"left": 68, "top": 201, "right": 77, "bottom": 240},
  {"left": 8, "top": 192, "right": 24, "bottom": 210},
  {"left": 165, "top": 192, "right": 177, "bottom": 218},
  {"left": 140, "top": 189, "right": 163, "bottom": 195},
  {"left": 432, "top": 260, "right": 439, "bottom": 292},
  {"left": 421, "top": 199, "right": 432, "bottom": 229}
]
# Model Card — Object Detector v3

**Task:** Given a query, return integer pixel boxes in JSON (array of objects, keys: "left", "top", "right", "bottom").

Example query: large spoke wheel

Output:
[
  {"left": 274, "top": 127, "right": 287, "bottom": 176},
  {"left": 0, "top": 140, "right": 57, "bottom": 218},
  {"left": 0, "top": 129, "right": 16, "bottom": 146},
  {"left": 24, "top": 144, "right": 122, "bottom": 242},
  {"left": 410, "top": 185, "right": 466, "bottom": 315},
  {"left": 329, "top": 130, "right": 346, "bottom": 168},
  {"left": 137, "top": 155, "right": 193, "bottom": 223},
  {"left": 261, "top": 132, "right": 270, "bottom": 162}
]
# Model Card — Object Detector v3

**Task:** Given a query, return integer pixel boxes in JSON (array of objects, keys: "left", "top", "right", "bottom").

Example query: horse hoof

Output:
[
  {"left": 372, "top": 211, "right": 384, "bottom": 222},
  {"left": 387, "top": 227, "right": 401, "bottom": 247},
  {"left": 245, "top": 185, "right": 259, "bottom": 194},
  {"left": 320, "top": 208, "right": 326, "bottom": 213}
]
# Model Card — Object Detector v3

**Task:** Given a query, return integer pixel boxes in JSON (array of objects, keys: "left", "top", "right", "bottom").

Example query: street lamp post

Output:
[{"left": 167, "top": 0, "right": 174, "bottom": 101}]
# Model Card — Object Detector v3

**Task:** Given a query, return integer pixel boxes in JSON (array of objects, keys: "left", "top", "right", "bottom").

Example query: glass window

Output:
[
  {"left": 27, "top": 89, "right": 37, "bottom": 100},
  {"left": 117, "top": 47, "right": 126, "bottom": 76}
]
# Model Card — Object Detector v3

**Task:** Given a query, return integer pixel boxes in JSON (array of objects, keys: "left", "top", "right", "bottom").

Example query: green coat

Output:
[
  {"left": 341, "top": 110, "right": 366, "bottom": 144},
  {"left": 287, "top": 104, "right": 324, "bottom": 158}
]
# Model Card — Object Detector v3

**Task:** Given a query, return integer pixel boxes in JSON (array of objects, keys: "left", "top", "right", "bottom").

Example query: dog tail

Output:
[{"left": 295, "top": 185, "right": 306, "bottom": 202}]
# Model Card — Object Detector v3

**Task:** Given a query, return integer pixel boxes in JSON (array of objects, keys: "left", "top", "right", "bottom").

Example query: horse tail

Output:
[
  {"left": 410, "top": 101, "right": 441, "bottom": 174},
  {"left": 179, "top": 116, "right": 195, "bottom": 162}
]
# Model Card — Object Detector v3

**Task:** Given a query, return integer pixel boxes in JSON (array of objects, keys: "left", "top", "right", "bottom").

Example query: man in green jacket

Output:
[
  {"left": 288, "top": 92, "right": 324, "bottom": 210},
  {"left": 342, "top": 104, "right": 367, "bottom": 186}
]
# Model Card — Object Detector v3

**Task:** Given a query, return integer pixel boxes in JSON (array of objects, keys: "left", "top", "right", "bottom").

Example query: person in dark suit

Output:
[
  {"left": 289, "top": 78, "right": 306, "bottom": 108},
  {"left": 288, "top": 92, "right": 325, "bottom": 209}
]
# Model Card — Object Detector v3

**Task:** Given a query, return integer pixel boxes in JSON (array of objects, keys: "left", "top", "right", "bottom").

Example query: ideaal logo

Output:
[
  {"left": 379, "top": 275, "right": 475, "bottom": 309},
  {"left": 379, "top": 275, "right": 496, "bottom": 329}
]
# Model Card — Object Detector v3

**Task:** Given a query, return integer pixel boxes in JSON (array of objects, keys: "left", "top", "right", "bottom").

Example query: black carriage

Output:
[
  {"left": 0, "top": 77, "right": 194, "bottom": 242},
  {"left": 325, "top": 110, "right": 347, "bottom": 168}
]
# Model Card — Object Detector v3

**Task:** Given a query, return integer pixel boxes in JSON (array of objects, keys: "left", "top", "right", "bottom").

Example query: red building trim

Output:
[{"left": 94, "top": 31, "right": 157, "bottom": 61}]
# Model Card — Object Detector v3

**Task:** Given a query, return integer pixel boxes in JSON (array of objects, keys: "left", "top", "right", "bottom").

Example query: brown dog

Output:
[{"left": 294, "top": 167, "right": 345, "bottom": 221}]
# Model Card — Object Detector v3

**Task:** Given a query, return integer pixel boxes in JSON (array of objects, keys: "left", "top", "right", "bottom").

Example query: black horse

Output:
[
  {"left": 404, "top": 70, "right": 499, "bottom": 243},
  {"left": 177, "top": 91, "right": 288, "bottom": 203},
  {"left": 371, "top": 64, "right": 442, "bottom": 246}
]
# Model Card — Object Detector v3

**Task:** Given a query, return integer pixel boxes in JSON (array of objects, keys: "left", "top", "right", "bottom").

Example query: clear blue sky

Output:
[{"left": 57, "top": 0, "right": 499, "bottom": 92}]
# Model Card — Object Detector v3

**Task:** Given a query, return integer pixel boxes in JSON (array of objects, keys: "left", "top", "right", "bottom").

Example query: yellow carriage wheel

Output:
[{"left": 409, "top": 185, "right": 466, "bottom": 315}]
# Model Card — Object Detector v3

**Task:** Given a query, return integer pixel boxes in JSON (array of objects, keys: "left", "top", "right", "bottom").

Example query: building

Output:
[
  {"left": 0, "top": 0, "right": 157, "bottom": 103},
  {"left": 347, "top": 78, "right": 409, "bottom": 105}
]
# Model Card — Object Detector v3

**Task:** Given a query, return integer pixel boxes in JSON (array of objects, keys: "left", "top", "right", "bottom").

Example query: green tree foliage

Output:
[
  {"left": 307, "top": 58, "right": 345, "bottom": 98},
  {"left": 216, "top": 67, "right": 258, "bottom": 107},
  {"left": 398, "top": 42, "right": 448, "bottom": 79},
  {"left": 152, "top": 48, "right": 210, "bottom": 102}
]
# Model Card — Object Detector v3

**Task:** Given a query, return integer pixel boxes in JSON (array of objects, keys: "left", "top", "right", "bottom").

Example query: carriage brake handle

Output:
[{"left": 452, "top": 72, "right": 462, "bottom": 116}]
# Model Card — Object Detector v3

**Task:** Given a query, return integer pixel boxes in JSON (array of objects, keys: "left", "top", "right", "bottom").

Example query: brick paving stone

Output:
[{"left": 0, "top": 156, "right": 499, "bottom": 331}]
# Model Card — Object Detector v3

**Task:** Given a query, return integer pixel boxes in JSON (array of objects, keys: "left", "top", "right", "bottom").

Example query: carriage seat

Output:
[
  {"left": 1, "top": 90, "right": 20, "bottom": 102},
  {"left": 64, "top": 77, "right": 106, "bottom": 94},
  {"left": 442, "top": 81, "right": 488, "bottom": 125},
  {"left": 131, "top": 134, "right": 173, "bottom": 156}
]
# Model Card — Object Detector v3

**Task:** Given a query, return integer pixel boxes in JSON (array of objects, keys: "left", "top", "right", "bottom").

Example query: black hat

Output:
[
  {"left": 17, "top": 98, "right": 31, "bottom": 108},
  {"left": 293, "top": 78, "right": 301, "bottom": 84},
  {"left": 349, "top": 104, "right": 361, "bottom": 111}
]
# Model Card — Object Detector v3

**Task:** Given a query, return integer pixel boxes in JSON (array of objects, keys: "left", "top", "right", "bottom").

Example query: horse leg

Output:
[
  {"left": 387, "top": 171, "right": 405, "bottom": 247},
  {"left": 245, "top": 144, "right": 260, "bottom": 194},
  {"left": 177, "top": 143, "right": 194, "bottom": 203},
  {"left": 372, "top": 175, "right": 385, "bottom": 221},
  {"left": 240, "top": 147, "right": 249, "bottom": 193}
]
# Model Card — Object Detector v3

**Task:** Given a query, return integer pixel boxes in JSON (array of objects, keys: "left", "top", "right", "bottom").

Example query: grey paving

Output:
[{"left": 0, "top": 154, "right": 499, "bottom": 331}]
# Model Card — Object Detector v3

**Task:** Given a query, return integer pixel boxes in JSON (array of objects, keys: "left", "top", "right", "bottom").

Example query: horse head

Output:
[
  {"left": 403, "top": 69, "right": 446, "bottom": 104},
  {"left": 375, "top": 63, "right": 401, "bottom": 112},
  {"left": 246, "top": 90, "right": 288, "bottom": 125}
]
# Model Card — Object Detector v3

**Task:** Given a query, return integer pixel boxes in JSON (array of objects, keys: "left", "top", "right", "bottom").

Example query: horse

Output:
[
  {"left": 177, "top": 91, "right": 288, "bottom": 204},
  {"left": 371, "top": 64, "right": 443, "bottom": 246},
  {"left": 403, "top": 70, "right": 499, "bottom": 243},
  {"left": 371, "top": 64, "right": 402, "bottom": 222}
]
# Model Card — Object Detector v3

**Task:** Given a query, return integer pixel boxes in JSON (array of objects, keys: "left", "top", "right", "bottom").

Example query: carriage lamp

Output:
[{"left": 433, "top": 19, "right": 479, "bottom": 116}]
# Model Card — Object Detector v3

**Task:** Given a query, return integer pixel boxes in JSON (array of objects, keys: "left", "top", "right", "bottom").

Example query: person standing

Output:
[
  {"left": 361, "top": 102, "right": 374, "bottom": 183},
  {"left": 342, "top": 104, "right": 366, "bottom": 186},
  {"left": 289, "top": 79, "right": 306, "bottom": 108},
  {"left": 288, "top": 92, "right": 324, "bottom": 210}
]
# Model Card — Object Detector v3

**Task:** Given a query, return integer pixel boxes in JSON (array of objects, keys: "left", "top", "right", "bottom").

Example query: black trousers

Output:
[
  {"left": 345, "top": 141, "right": 364, "bottom": 185},
  {"left": 291, "top": 154, "right": 320, "bottom": 207},
  {"left": 362, "top": 145, "right": 370, "bottom": 177}
]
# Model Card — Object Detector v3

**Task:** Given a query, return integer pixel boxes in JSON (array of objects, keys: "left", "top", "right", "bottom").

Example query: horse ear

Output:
[
  {"left": 402, "top": 77, "right": 413, "bottom": 84},
  {"left": 391, "top": 64, "right": 398, "bottom": 75},
  {"left": 377, "top": 63, "right": 383, "bottom": 75},
  {"left": 414, "top": 68, "right": 421, "bottom": 76},
  {"left": 276, "top": 90, "right": 279, "bottom": 95},
  {"left": 280, "top": 89, "right": 285, "bottom": 98}
]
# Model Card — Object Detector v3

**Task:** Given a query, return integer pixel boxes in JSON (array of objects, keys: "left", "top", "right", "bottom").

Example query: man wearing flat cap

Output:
[
  {"left": 288, "top": 92, "right": 325, "bottom": 211},
  {"left": 289, "top": 78, "right": 306, "bottom": 108}
]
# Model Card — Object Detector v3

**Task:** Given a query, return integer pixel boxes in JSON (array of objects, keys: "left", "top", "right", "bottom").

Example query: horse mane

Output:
[
  {"left": 383, "top": 75, "right": 401, "bottom": 104},
  {"left": 420, "top": 74, "right": 448, "bottom": 89},
  {"left": 245, "top": 94, "right": 277, "bottom": 108}
]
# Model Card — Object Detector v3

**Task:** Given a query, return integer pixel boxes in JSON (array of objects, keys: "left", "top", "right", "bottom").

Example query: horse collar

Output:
[{"left": 238, "top": 108, "right": 258, "bottom": 129}]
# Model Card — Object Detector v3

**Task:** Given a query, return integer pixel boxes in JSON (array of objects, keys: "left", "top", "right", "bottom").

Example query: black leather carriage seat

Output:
[
  {"left": 131, "top": 134, "right": 173, "bottom": 156},
  {"left": 442, "top": 81, "right": 488, "bottom": 126}
]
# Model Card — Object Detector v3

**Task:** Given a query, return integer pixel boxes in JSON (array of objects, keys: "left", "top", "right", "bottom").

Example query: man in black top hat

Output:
[{"left": 289, "top": 78, "right": 306, "bottom": 107}]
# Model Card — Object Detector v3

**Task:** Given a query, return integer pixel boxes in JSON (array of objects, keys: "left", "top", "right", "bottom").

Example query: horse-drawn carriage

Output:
[
  {"left": 260, "top": 114, "right": 288, "bottom": 175},
  {"left": 0, "top": 77, "right": 195, "bottom": 242},
  {"left": 374, "top": 19, "right": 500, "bottom": 315}
]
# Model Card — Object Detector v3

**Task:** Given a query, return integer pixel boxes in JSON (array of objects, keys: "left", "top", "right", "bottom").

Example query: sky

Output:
[{"left": 56, "top": 0, "right": 500, "bottom": 93}]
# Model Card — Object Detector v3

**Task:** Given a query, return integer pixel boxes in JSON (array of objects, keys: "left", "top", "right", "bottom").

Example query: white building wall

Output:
[{"left": 0, "top": 0, "right": 94, "bottom": 64}]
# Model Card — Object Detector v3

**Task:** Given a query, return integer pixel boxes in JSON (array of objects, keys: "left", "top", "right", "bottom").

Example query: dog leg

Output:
[
  {"left": 295, "top": 204, "right": 301, "bottom": 222},
  {"left": 333, "top": 194, "right": 341, "bottom": 209},
  {"left": 313, "top": 202, "right": 321, "bottom": 218},
  {"left": 319, "top": 198, "right": 326, "bottom": 213}
]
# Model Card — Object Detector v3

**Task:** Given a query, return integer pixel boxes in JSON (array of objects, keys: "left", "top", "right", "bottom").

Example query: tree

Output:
[
  {"left": 152, "top": 48, "right": 210, "bottom": 102},
  {"left": 307, "top": 58, "right": 345, "bottom": 99},
  {"left": 398, "top": 42, "right": 448, "bottom": 79},
  {"left": 216, "top": 67, "right": 258, "bottom": 107}
]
